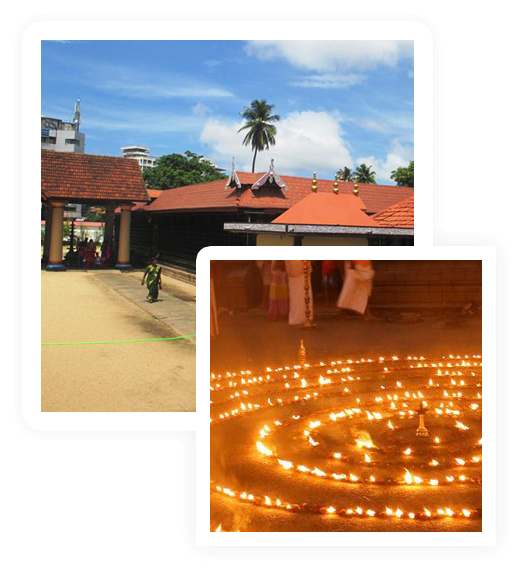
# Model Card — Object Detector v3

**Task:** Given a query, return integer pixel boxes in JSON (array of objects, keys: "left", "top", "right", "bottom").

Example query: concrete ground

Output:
[
  {"left": 211, "top": 307, "right": 482, "bottom": 371},
  {"left": 210, "top": 307, "right": 482, "bottom": 532},
  {"left": 41, "top": 270, "right": 196, "bottom": 412}
]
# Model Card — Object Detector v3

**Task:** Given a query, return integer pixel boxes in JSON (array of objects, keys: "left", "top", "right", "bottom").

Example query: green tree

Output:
[
  {"left": 238, "top": 100, "right": 280, "bottom": 172},
  {"left": 390, "top": 161, "right": 414, "bottom": 187},
  {"left": 142, "top": 151, "right": 226, "bottom": 190},
  {"left": 337, "top": 166, "right": 354, "bottom": 181},
  {"left": 352, "top": 164, "right": 377, "bottom": 184}
]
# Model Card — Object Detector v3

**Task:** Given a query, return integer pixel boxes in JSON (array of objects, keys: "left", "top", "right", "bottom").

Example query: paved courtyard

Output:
[
  {"left": 41, "top": 270, "right": 196, "bottom": 412},
  {"left": 210, "top": 307, "right": 482, "bottom": 532},
  {"left": 211, "top": 307, "right": 482, "bottom": 371}
]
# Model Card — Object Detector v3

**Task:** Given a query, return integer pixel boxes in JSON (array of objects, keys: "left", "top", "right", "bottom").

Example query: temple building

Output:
[
  {"left": 122, "top": 160, "right": 414, "bottom": 268},
  {"left": 41, "top": 150, "right": 149, "bottom": 270}
]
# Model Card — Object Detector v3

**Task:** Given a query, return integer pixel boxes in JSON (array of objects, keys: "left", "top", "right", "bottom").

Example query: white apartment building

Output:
[
  {"left": 121, "top": 145, "right": 157, "bottom": 172},
  {"left": 41, "top": 102, "right": 85, "bottom": 217},
  {"left": 41, "top": 118, "right": 85, "bottom": 153}
]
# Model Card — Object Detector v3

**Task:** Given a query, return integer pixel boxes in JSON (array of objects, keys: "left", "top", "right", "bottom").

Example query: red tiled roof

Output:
[
  {"left": 145, "top": 172, "right": 413, "bottom": 215},
  {"left": 373, "top": 196, "right": 414, "bottom": 228},
  {"left": 115, "top": 190, "right": 162, "bottom": 213},
  {"left": 41, "top": 150, "right": 149, "bottom": 203},
  {"left": 272, "top": 192, "right": 379, "bottom": 227}
]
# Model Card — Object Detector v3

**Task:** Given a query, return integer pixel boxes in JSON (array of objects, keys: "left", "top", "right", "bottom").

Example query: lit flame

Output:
[
  {"left": 256, "top": 441, "right": 273, "bottom": 456},
  {"left": 355, "top": 433, "right": 375, "bottom": 449}
]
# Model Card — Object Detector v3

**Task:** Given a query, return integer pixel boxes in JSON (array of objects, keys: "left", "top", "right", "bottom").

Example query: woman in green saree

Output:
[{"left": 142, "top": 258, "right": 162, "bottom": 303}]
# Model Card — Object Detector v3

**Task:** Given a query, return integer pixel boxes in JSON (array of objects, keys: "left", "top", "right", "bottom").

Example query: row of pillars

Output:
[{"left": 42, "top": 200, "right": 134, "bottom": 271}]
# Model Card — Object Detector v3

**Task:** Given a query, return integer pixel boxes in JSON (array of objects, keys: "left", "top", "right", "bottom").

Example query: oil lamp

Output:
[{"left": 416, "top": 401, "right": 429, "bottom": 437}]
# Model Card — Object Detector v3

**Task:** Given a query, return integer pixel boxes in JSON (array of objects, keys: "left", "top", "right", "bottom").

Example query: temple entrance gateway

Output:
[{"left": 41, "top": 150, "right": 149, "bottom": 271}]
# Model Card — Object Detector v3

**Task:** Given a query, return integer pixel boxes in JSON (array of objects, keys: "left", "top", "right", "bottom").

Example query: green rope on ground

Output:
[{"left": 42, "top": 334, "right": 196, "bottom": 346}]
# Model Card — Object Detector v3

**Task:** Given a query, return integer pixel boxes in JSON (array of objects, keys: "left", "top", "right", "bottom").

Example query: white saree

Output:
[
  {"left": 286, "top": 261, "right": 314, "bottom": 326},
  {"left": 337, "top": 262, "right": 374, "bottom": 314}
]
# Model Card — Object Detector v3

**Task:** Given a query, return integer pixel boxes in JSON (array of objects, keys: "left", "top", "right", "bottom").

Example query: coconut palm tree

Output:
[
  {"left": 238, "top": 100, "right": 280, "bottom": 172},
  {"left": 337, "top": 166, "right": 354, "bottom": 181},
  {"left": 352, "top": 164, "right": 377, "bottom": 184}
]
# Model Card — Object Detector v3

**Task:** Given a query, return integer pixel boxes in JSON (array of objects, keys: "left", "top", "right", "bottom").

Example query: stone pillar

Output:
[
  {"left": 46, "top": 201, "right": 66, "bottom": 271},
  {"left": 115, "top": 202, "right": 133, "bottom": 269},
  {"left": 42, "top": 203, "right": 53, "bottom": 262},
  {"left": 104, "top": 204, "right": 115, "bottom": 248}
]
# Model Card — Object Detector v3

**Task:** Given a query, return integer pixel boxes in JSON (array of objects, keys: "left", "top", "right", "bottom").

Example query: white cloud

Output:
[
  {"left": 49, "top": 57, "right": 234, "bottom": 100},
  {"left": 98, "top": 78, "right": 232, "bottom": 99},
  {"left": 83, "top": 113, "right": 204, "bottom": 133},
  {"left": 355, "top": 141, "right": 413, "bottom": 183},
  {"left": 246, "top": 40, "right": 414, "bottom": 73},
  {"left": 200, "top": 110, "right": 353, "bottom": 176},
  {"left": 292, "top": 72, "right": 365, "bottom": 89},
  {"left": 357, "top": 113, "right": 414, "bottom": 138},
  {"left": 192, "top": 103, "right": 212, "bottom": 116}
]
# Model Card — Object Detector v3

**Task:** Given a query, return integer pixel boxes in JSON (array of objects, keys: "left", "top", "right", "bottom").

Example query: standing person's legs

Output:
[
  {"left": 288, "top": 276, "right": 304, "bottom": 325},
  {"left": 322, "top": 274, "right": 330, "bottom": 306}
]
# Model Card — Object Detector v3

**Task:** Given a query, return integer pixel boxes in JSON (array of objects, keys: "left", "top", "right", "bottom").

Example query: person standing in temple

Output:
[
  {"left": 268, "top": 260, "right": 289, "bottom": 321},
  {"left": 142, "top": 258, "right": 162, "bottom": 303},
  {"left": 210, "top": 273, "right": 219, "bottom": 337},
  {"left": 256, "top": 260, "right": 273, "bottom": 311},
  {"left": 337, "top": 260, "right": 375, "bottom": 318},
  {"left": 285, "top": 260, "right": 315, "bottom": 327},
  {"left": 85, "top": 239, "right": 96, "bottom": 269},
  {"left": 321, "top": 259, "right": 340, "bottom": 306}
]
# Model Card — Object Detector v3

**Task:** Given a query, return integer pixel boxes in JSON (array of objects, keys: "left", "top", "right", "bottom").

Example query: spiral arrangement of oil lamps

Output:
[{"left": 210, "top": 353, "right": 482, "bottom": 532}]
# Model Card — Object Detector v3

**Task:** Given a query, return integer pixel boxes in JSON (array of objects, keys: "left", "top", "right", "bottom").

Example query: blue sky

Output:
[{"left": 41, "top": 40, "right": 413, "bottom": 183}]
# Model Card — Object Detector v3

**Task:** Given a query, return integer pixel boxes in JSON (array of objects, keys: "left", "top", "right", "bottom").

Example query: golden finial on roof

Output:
[
  {"left": 353, "top": 182, "right": 359, "bottom": 196},
  {"left": 311, "top": 172, "right": 318, "bottom": 193},
  {"left": 333, "top": 173, "right": 339, "bottom": 194}
]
